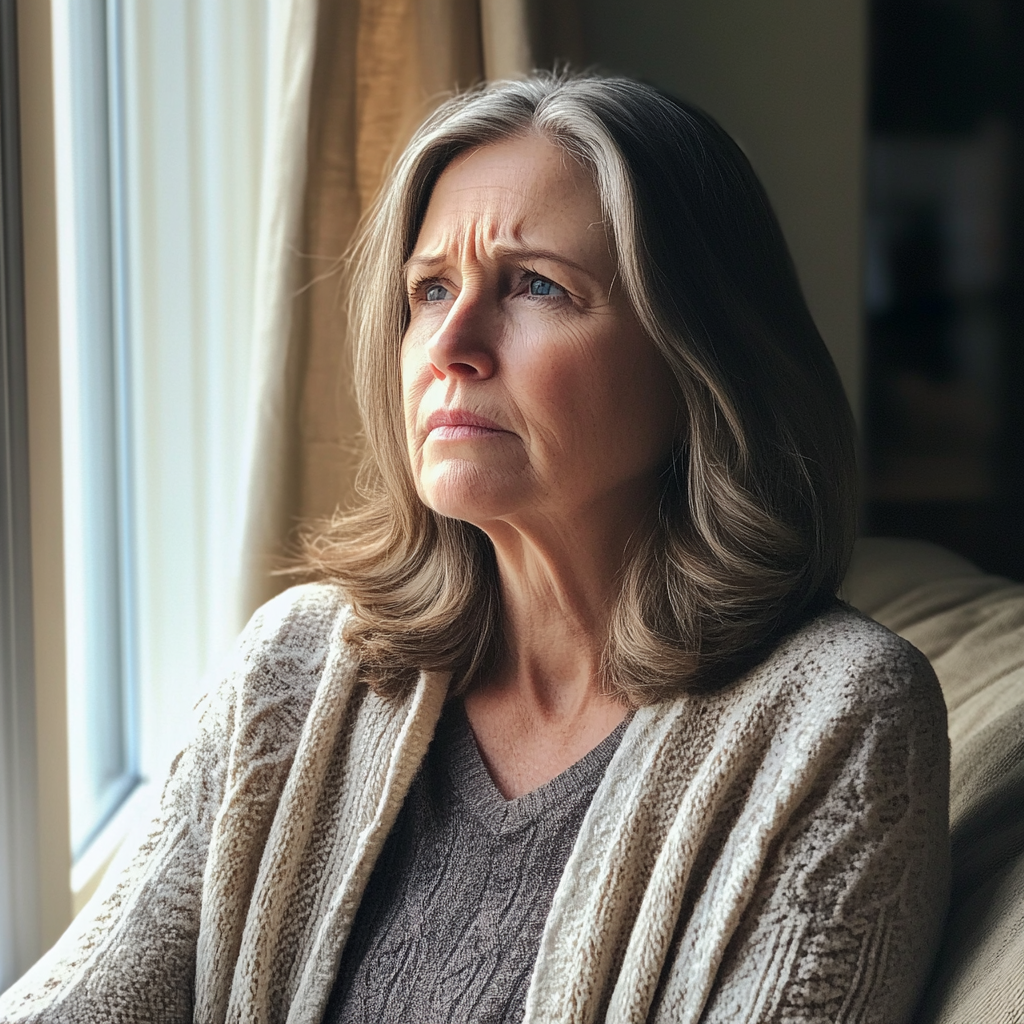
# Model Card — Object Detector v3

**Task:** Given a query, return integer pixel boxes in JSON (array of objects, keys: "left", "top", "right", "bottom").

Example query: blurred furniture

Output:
[{"left": 845, "top": 538, "right": 1024, "bottom": 1024}]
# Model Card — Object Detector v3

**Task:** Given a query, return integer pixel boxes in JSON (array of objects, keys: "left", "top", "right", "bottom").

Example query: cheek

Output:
[
  {"left": 529, "top": 327, "right": 626, "bottom": 426},
  {"left": 532, "top": 322, "right": 676, "bottom": 470},
  {"left": 505, "top": 338, "right": 623, "bottom": 482},
  {"left": 400, "top": 337, "right": 432, "bottom": 435}
]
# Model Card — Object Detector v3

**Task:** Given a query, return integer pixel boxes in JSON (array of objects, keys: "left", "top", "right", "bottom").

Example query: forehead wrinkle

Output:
[
  {"left": 441, "top": 178, "right": 538, "bottom": 204},
  {"left": 408, "top": 142, "right": 607, "bottom": 277},
  {"left": 408, "top": 207, "right": 535, "bottom": 270}
]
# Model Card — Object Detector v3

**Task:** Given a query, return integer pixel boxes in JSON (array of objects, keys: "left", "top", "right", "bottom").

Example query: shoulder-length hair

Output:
[{"left": 302, "top": 72, "right": 858, "bottom": 705}]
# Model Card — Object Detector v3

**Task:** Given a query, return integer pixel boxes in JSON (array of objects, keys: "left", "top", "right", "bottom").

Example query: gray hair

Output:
[{"left": 302, "top": 73, "right": 858, "bottom": 704}]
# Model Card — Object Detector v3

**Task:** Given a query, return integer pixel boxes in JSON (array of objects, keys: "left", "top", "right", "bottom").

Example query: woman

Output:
[{"left": 0, "top": 74, "right": 949, "bottom": 1024}]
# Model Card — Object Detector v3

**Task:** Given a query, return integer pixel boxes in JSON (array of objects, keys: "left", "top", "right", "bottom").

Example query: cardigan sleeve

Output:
[
  {"left": 0, "top": 585, "right": 334, "bottom": 1024},
  {"left": 690, "top": 650, "right": 951, "bottom": 1024},
  {"left": 0, "top": 683, "right": 232, "bottom": 1022}
]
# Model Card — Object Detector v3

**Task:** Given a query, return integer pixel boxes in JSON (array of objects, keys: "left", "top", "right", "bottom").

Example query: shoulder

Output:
[
  {"left": 681, "top": 606, "right": 951, "bottom": 1024},
  {"left": 194, "top": 582, "right": 356, "bottom": 752},
  {"left": 239, "top": 580, "right": 351, "bottom": 660},
  {"left": 724, "top": 603, "right": 948, "bottom": 770},
  {"left": 761, "top": 601, "right": 943, "bottom": 714}
]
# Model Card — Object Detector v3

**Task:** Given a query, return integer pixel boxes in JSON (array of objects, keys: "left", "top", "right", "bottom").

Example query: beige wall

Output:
[
  {"left": 581, "top": 0, "right": 867, "bottom": 418},
  {"left": 18, "top": 0, "right": 74, "bottom": 948}
]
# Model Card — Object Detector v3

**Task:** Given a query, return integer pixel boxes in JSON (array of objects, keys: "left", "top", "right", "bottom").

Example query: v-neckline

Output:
[{"left": 439, "top": 700, "right": 631, "bottom": 836}]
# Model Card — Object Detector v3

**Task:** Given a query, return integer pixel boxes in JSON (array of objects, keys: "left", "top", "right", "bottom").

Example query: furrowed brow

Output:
[
  {"left": 403, "top": 253, "right": 446, "bottom": 276},
  {"left": 402, "top": 245, "right": 600, "bottom": 284}
]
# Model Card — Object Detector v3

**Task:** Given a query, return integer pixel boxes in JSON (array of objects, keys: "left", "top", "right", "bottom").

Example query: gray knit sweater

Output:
[
  {"left": 0, "top": 584, "right": 950, "bottom": 1023},
  {"left": 324, "top": 702, "right": 628, "bottom": 1022}
]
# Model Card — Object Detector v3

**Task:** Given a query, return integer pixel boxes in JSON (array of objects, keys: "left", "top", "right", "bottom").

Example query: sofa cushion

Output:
[{"left": 844, "top": 538, "right": 1024, "bottom": 1024}]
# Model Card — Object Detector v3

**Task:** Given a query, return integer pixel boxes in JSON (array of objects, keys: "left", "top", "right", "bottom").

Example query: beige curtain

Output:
[{"left": 237, "top": 0, "right": 582, "bottom": 620}]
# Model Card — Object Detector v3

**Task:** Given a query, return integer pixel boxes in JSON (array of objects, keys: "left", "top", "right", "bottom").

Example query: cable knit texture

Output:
[
  {"left": 0, "top": 584, "right": 950, "bottom": 1024},
  {"left": 324, "top": 702, "right": 628, "bottom": 1023}
]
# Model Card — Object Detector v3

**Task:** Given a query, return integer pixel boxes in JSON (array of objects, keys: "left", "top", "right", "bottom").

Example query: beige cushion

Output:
[{"left": 844, "top": 538, "right": 1024, "bottom": 1024}]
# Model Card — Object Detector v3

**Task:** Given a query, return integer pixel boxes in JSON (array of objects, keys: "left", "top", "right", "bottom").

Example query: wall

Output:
[{"left": 581, "top": 0, "right": 867, "bottom": 417}]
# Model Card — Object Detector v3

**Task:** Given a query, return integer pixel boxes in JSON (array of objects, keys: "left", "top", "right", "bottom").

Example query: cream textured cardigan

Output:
[{"left": 0, "top": 583, "right": 950, "bottom": 1024}]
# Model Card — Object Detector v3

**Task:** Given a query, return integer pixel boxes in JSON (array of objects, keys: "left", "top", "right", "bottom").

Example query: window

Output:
[
  {"left": 51, "top": 0, "right": 270, "bottom": 865},
  {"left": 52, "top": 0, "right": 137, "bottom": 858}
]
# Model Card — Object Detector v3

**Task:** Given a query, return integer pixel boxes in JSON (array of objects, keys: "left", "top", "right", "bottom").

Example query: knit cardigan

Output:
[{"left": 0, "top": 583, "right": 950, "bottom": 1024}]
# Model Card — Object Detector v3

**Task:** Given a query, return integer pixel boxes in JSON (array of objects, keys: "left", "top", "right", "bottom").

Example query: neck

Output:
[
  {"left": 471, "top": 502, "right": 643, "bottom": 718},
  {"left": 461, "top": 503, "right": 649, "bottom": 798}
]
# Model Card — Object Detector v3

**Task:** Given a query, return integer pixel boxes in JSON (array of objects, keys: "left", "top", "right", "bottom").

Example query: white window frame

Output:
[
  {"left": 54, "top": 0, "right": 270, "bottom": 902},
  {"left": 9, "top": 0, "right": 270, "bottom": 959},
  {"left": 51, "top": 0, "right": 140, "bottom": 865}
]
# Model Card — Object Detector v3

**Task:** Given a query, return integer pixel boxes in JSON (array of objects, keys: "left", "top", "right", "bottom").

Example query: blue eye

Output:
[
  {"left": 529, "top": 277, "right": 557, "bottom": 296},
  {"left": 425, "top": 284, "right": 451, "bottom": 302}
]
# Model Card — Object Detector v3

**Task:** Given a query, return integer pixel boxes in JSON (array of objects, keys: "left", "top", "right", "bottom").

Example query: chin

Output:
[{"left": 418, "top": 462, "right": 521, "bottom": 525}]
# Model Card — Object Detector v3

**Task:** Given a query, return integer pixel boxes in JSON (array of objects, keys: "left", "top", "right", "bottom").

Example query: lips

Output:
[{"left": 424, "top": 409, "right": 509, "bottom": 440}]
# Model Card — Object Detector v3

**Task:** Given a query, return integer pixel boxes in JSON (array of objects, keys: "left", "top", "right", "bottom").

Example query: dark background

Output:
[{"left": 864, "top": 0, "right": 1024, "bottom": 579}]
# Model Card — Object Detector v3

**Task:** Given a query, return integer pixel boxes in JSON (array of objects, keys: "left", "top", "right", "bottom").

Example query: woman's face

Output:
[{"left": 401, "top": 134, "right": 677, "bottom": 540}]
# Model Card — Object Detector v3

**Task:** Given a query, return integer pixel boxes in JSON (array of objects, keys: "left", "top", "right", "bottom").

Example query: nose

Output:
[{"left": 425, "top": 288, "right": 497, "bottom": 381}]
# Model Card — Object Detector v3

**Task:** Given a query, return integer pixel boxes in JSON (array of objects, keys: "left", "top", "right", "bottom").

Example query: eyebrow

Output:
[{"left": 402, "top": 245, "right": 597, "bottom": 281}]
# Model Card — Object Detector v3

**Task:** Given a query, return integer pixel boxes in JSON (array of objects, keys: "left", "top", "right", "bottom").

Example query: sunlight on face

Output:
[{"left": 401, "top": 134, "right": 678, "bottom": 540}]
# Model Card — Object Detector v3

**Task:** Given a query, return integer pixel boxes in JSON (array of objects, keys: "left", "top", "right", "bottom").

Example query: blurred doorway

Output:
[{"left": 865, "top": 0, "right": 1024, "bottom": 578}]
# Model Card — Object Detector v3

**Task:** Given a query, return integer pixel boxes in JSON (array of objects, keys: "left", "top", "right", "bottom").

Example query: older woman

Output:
[{"left": 0, "top": 74, "right": 948, "bottom": 1024}]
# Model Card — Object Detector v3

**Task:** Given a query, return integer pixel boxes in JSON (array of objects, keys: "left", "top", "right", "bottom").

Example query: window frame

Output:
[
  {"left": 51, "top": 0, "right": 140, "bottom": 861},
  {"left": 0, "top": 0, "right": 43, "bottom": 988}
]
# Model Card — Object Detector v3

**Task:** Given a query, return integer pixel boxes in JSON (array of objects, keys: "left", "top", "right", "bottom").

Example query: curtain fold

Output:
[
  {"left": 236, "top": 0, "right": 580, "bottom": 622},
  {"left": 235, "top": 0, "right": 321, "bottom": 618}
]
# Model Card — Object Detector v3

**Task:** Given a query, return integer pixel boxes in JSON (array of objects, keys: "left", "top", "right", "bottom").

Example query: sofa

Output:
[{"left": 844, "top": 538, "right": 1024, "bottom": 1023}]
